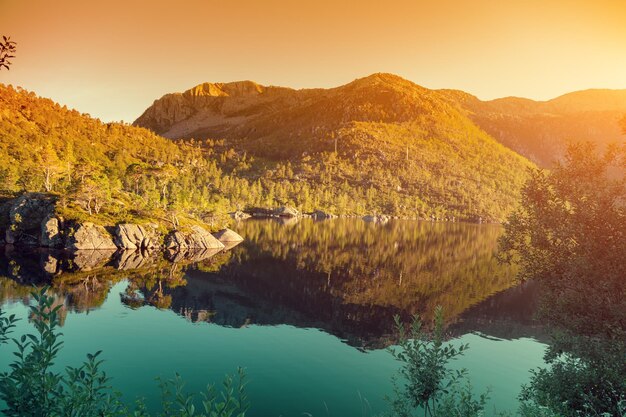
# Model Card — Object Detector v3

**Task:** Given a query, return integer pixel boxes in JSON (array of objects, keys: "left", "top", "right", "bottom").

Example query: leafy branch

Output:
[{"left": 0, "top": 35, "right": 17, "bottom": 70}]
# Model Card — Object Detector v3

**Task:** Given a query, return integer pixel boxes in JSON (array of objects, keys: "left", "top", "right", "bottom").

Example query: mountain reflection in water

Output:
[{"left": 0, "top": 219, "right": 538, "bottom": 348}]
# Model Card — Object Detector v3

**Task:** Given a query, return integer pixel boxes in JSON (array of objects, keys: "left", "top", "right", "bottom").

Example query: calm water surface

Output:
[{"left": 0, "top": 219, "right": 546, "bottom": 416}]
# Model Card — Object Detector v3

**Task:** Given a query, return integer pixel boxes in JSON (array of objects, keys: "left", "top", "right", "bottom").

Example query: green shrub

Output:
[
  {"left": 386, "top": 306, "right": 488, "bottom": 417},
  {"left": 0, "top": 288, "right": 249, "bottom": 417}
]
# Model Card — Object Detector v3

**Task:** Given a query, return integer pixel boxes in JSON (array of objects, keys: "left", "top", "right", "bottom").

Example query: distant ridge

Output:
[
  {"left": 439, "top": 87, "right": 626, "bottom": 166},
  {"left": 136, "top": 74, "right": 626, "bottom": 167}
]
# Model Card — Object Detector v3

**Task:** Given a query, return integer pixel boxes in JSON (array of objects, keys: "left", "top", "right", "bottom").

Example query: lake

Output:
[{"left": 0, "top": 218, "right": 547, "bottom": 416}]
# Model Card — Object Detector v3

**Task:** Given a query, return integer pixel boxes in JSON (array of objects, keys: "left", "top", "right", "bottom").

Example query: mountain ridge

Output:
[
  {"left": 134, "top": 73, "right": 537, "bottom": 222},
  {"left": 136, "top": 75, "right": 626, "bottom": 166}
]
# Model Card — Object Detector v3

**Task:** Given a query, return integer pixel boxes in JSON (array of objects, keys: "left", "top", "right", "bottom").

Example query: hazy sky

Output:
[{"left": 1, "top": 0, "right": 625, "bottom": 122}]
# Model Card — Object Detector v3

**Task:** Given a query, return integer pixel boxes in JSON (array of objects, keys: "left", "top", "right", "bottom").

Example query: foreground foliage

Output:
[
  {"left": 387, "top": 306, "right": 489, "bottom": 417},
  {"left": 0, "top": 288, "right": 249, "bottom": 417},
  {"left": 500, "top": 142, "right": 626, "bottom": 417}
]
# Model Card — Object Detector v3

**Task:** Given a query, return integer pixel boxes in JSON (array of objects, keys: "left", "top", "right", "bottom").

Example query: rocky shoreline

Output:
[
  {"left": 238, "top": 206, "right": 488, "bottom": 224},
  {"left": 0, "top": 193, "right": 243, "bottom": 251},
  {"left": 0, "top": 194, "right": 492, "bottom": 251}
]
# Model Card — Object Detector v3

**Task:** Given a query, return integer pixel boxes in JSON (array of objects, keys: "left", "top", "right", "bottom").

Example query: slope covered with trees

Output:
[
  {"left": 0, "top": 84, "right": 245, "bottom": 228},
  {"left": 135, "top": 73, "right": 535, "bottom": 221}
]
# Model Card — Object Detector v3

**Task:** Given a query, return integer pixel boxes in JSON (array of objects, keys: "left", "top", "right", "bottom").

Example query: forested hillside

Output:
[
  {"left": 135, "top": 73, "right": 535, "bottom": 221},
  {"left": 0, "top": 84, "right": 245, "bottom": 227}
]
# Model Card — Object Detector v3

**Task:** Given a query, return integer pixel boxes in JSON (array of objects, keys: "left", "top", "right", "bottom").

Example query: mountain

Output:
[
  {"left": 442, "top": 88, "right": 626, "bottom": 166},
  {"left": 135, "top": 75, "right": 626, "bottom": 170},
  {"left": 135, "top": 73, "right": 535, "bottom": 222}
]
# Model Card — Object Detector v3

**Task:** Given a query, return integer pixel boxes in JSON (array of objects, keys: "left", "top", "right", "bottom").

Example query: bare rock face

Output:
[
  {"left": 41, "top": 214, "right": 63, "bottom": 248},
  {"left": 164, "top": 226, "right": 225, "bottom": 250},
  {"left": 65, "top": 223, "right": 117, "bottom": 250},
  {"left": 213, "top": 228, "right": 244, "bottom": 251},
  {"left": 114, "top": 224, "right": 160, "bottom": 249},
  {"left": 164, "top": 231, "right": 189, "bottom": 249},
  {"left": 133, "top": 81, "right": 282, "bottom": 136},
  {"left": 187, "top": 225, "right": 225, "bottom": 249},
  {"left": 212, "top": 228, "right": 244, "bottom": 243}
]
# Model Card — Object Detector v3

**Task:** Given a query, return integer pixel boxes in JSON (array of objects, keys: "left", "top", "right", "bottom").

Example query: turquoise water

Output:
[{"left": 0, "top": 219, "right": 547, "bottom": 416}]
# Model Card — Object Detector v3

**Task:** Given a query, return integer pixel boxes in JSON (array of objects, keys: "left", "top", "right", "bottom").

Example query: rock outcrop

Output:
[
  {"left": 212, "top": 228, "right": 244, "bottom": 243},
  {"left": 41, "top": 214, "right": 63, "bottom": 247},
  {"left": 65, "top": 223, "right": 117, "bottom": 250},
  {"left": 212, "top": 228, "right": 244, "bottom": 250},
  {"left": 187, "top": 225, "right": 225, "bottom": 249},
  {"left": 164, "top": 231, "right": 188, "bottom": 249},
  {"left": 133, "top": 81, "right": 292, "bottom": 137},
  {"left": 164, "top": 226, "right": 225, "bottom": 250},
  {"left": 0, "top": 194, "right": 231, "bottom": 253},
  {"left": 114, "top": 224, "right": 161, "bottom": 249}
]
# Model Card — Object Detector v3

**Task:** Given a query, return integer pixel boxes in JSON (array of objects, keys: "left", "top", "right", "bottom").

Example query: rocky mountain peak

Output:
[{"left": 183, "top": 80, "right": 266, "bottom": 98}]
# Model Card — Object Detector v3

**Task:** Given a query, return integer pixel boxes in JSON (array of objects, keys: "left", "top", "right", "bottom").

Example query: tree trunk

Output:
[{"left": 44, "top": 168, "right": 52, "bottom": 192}]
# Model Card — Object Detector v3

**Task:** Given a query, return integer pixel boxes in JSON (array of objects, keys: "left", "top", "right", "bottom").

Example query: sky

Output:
[{"left": 1, "top": 0, "right": 625, "bottom": 122}]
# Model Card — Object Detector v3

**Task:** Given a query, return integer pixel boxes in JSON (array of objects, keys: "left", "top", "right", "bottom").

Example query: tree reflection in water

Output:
[{"left": 0, "top": 219, "right": 525, "bottom": 348}]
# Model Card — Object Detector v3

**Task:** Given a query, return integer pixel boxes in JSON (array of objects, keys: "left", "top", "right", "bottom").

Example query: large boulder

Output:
[
  {"left": 273, "top": 206, "right": 299, "bottom": 218},
  {"left": 41, "top": 214, "right": 63, "bottom": 248},
  {"left": 213, "top": 228, "right": 244, "bottom": 251},
  {"left": 212, "top": 228, "right": 244, "bottom": 243},
  {"left": 187, "top": 225, "right": 225, "bottom": 249},
  {"left": 65, "top": 222, "right": 117, "bottom": 250},
  {"left": 114, "top": 224, "right": 160, "bottom": 249},
  {"left": 164, "top": 226, "right": 225, "bottom": 250}
]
